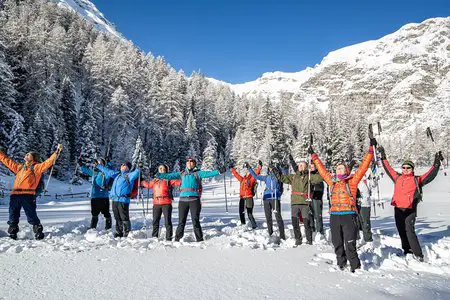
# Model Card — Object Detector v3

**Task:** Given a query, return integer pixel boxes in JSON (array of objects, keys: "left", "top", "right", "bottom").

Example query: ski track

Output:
[{"left": 0, "top": 171, "right": 449, "bottom": 299}]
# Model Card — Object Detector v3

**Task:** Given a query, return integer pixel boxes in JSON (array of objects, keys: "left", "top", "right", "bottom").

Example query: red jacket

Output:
[
  {"left": 382, "top": 159, "right": 438, "bottom": 209},
  {"left": 142, "top": 178, "right": 181, "bottom": 205},
  {"left": 231, "top": 166, "right": 261, "bottom": 198}
]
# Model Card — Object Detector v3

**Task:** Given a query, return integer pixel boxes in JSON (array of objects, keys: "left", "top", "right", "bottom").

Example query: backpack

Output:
[
  {"left": 124, "top": 173, "right": 140, "bottom": 199},
  {"left": 180, "top": 170, "right": 202, "bottom": 196},
  {"left": 246, "top": 178, "right": 258, "bottom": 197},
  {"left": 19, "top": 165, "right": 46, "bottom": 196}
]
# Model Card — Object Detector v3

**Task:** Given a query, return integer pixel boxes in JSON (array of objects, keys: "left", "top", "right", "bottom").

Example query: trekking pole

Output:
[
  {"left": 368, "top": 124, "right": 379, "bottom": 217},
  {"left": 71, "top": 152, "right": 83, "bottom": 185},
  {"left": 376, "top": 122, "right": 384, "bottom": 209},
  {"left": 137, "top": 153, "right": 147, "bottom": 234},
  {"left": 426, "top": 127, "right": 447, "bottom": 176},
  {"left": 224, "top": 170, "right": 228, "bottom": 213},
  {"left": 44, "top": 144, "right": 62, "bottom": 196},
  {"left": 307, "top": 133, "right": 313, "bottom": 202}
]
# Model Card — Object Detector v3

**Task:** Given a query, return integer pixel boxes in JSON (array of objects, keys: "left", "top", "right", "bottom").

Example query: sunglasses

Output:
[
  {"left": 402, "top": 166, "right": 412, "bottom": 170},
  {"left": 187, "top": 160, "right": 195, "bottom": 162}
]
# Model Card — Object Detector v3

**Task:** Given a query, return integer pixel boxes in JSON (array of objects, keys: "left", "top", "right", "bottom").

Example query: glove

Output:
[
  {"left": 138, "top": 162, "right": 144, "bottom": 168},
  {"left": 93, "top": 159, "right": 99, "bottom": 167},
  {"left": 378, "top": 146, "right": 386, "bottom": 160},
  {"left": 258, "top": 160, "right": 263, "bottom": 167},
  {"left": 218, "top": 166, "right": 227, "bottom": 174},
  {"left": 434, "top": 151, "right": 444, "bottom": 165},
  {"left": 370, "top": 138, "right": 378, "bottom": 147},
  {"left": 0, "top": 146, "right": 5, "bottom": 153},
  {"left": 308, "top": 145, "right": 314, "bottom": 154},
  {"left": 56, "top": 144, "right": 63, "bottom": 153},
  {"left": 243, "top": 162, "right": 250, "bottom": 169}
]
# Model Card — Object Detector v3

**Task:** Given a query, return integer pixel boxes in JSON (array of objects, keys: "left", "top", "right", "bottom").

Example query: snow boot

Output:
[
  {"left": 33, "top": 224, "right": 44, "bottom": 240},
  {"left": 105, "top": 218, "right": 112, "bottom": 230},
  {"left": 306, "top": 240, "right": 313, "bottom": 245},
  {"left": 295, "top": 239, "right": 302, "bottom": 246},
  {"left": 123, "top": 221, "right": 131, "bottom": 237},
  {"left": 8, "top": 224, "right": 19, "bottom": 240},
  {"left": 114, "top": 221, "right": 123, "bottom": 238},
  {"left": 90, "top": 216, "right": 99, "bottom": 229}
]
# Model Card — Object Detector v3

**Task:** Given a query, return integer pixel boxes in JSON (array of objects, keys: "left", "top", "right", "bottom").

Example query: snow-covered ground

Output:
[{"left": 0, "top": 168, "right": 449, "bottom": 299}]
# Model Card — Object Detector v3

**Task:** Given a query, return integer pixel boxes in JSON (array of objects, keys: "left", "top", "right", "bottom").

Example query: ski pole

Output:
[
  {"left": 44, "top": 144, "right": 62, "bottom": 196},
  {"left": 426, "top": 127, "right": 447, "bottom": 176}
]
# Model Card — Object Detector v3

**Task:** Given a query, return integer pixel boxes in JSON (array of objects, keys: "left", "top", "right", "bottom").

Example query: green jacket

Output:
[{"left": 274, "top": 170, "right": 323, "bottom": 205}]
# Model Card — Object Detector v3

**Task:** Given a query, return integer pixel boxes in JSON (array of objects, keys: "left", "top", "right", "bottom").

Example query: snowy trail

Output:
[{"left": 0, "top": 170, "right": 449, "bottom": 299}]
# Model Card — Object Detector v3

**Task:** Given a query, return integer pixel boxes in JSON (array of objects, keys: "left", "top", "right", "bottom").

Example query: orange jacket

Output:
[
  {"left": 0, "top": 152, "right": 58, "bottom": 195},
  {"left": 142, "top": 178, "right": 181, "bottom": 205},
  {"left": 231, "top": 166, "right": 261, "bottom": 198},
  {"left": 312, "top": 147, "right": 374, "bottom": 214}
]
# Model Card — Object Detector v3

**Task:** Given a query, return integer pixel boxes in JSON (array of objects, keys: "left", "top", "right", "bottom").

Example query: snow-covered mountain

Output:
[
  {"left": 55, "top": 0, "right": 122, "bottom": 38},
  {"left": 223, "top": 17, "right": 450, "bottom": 138}
]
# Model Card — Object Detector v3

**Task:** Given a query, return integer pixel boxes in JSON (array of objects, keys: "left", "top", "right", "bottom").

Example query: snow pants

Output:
[
  {"left": 292, "top": 204, "right": 312, "bottom": 243},
  {"left": 112, "top": 201, "right": 131, "bottom": 237},
  {"left": 8, "top": 194, "right": 41, "bottom": 227},
  {"left": 239, "top": 197, "right": 257, "bottom": 228},
  {"left": 152, "top": 204, "right": 173, "bottom": 240},
  {"left": 394, "top": 207, "right": 422, "bottom": 257},
  {"left": 176, "top": 198, "right": 203, "bottom": 242},
  {"left": 330, "top": 214, "right": 361, "bottom": 269},
  {"left": 358, "top": 206, "right": 373, "bottom": 242},
  {"left": 309, "top": 191, "right": 324, "bottom": 234},
  {"left": 90, "top": 198, "right": 112, "bottom": 229},
  {"left": 263, "top": 199, "right": 285, "bottom": 239}
]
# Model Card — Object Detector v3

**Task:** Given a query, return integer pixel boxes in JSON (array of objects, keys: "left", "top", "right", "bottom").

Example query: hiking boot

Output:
[
  {"left": 33, "top": 224, "right": 44, "bottom": 240},
  {"left": 351, "top": 264, "right": 361, "bottom": 273},
  {"left": 8, "top": 224, "right": 19, "bottom": 240},
  {"left": 414, "top": 255, "right": 424, "bottom": 262}
]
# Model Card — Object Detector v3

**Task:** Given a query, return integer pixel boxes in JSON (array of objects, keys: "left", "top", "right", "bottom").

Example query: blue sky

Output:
[{"left": 92, "top": 0, "right": 449, "bottom": 83}]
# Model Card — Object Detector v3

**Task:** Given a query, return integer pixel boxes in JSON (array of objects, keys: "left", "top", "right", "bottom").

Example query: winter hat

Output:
[
  {"left": 97, "top": 158, "right": 106, "bottom": 166},
  {"left": 186, "top": 156, "right": 197, "bottom": 164},
  {"left": 335, "top": 161, "right": 350, "bottom": 174},
  {"left": 402, "top": 160, "right": 415, "bottom": 169},
  {"left": 158, "top": 163, "right": 169, "bottom": 172}
]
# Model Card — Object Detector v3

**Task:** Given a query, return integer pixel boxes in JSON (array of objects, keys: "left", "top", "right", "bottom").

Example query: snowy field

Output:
[{"left": 0, "top": 168, "right": 449, "bottom": 300}]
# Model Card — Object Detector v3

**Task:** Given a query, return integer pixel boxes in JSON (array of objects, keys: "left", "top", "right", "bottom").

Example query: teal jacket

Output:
[{"left": 156, "top": 167, "right": 219, "bottom": 198}]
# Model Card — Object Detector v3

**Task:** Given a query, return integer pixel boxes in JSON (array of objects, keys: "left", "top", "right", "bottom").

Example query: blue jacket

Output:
[
  {"left": 80, "top": 165, "right": 111, "bottom": 199},
  {"left": 96, "top": 165, "right": 140, "bottom": 203},
  {"left": 157, "top": 167, "right": 219, "bottom": 198},
  {"left": 248, "top": 167, "right": 283, "bottom": 200}
]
